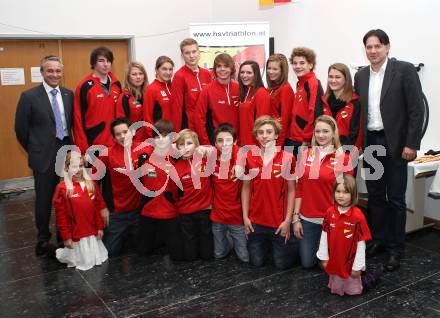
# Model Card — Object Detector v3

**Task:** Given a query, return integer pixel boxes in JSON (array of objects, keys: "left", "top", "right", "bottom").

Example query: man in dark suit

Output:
[
  {"left": 354, "top": 29, "right": 424, "bottom": 271},
  {"left": 15, "top": 55, "right": 74, "bottom": 256}
]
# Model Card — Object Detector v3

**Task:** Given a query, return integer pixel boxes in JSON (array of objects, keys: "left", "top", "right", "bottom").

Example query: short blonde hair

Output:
[
  {"left": 176, "top": 129, "right": 200, "bottom": 147},
  {"left": 180, "top": 38, "right": 199, "bottom": 53},
  {"left": 253, "top": 115, "right": 282, "bottom": 137}
]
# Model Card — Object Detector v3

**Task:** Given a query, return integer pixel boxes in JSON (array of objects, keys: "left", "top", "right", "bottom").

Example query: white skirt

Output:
[{"left": 56, "top": 235, "right": 108, "bottom": 271}]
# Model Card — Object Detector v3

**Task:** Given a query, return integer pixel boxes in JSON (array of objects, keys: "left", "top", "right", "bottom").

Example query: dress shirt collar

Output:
[
  {"left": 370, "top": 58, "right": 388, "bottom": 75},
  {"left": 43, "top": 80, "right": 60, "bottom": 94}
]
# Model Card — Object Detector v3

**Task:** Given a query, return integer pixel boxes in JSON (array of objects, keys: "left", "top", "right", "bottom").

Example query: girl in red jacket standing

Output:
[
  {"left": 144, "top": 56, "right": 176, "bottom": 136},
  {"left": 317, "top": 174, "right": 371, "bottom": 296},
  {"left": 116, "top": 62, "right": 149, "bottom": 142},
  {"left": 292, "top": 115, "right": 353, "bottom": 269},
  {"left": 266, "top": 54, "right": 294, "bottom": 147},
  {"left": 53, "top": 151, "right": 109, "bottom": 270},
  {"left": 287, "top": 47, "right": 324, "bottom": 156},
  {"left": 322, "top": 63, "right": 362, "bottom": 150},
  {"left": 238, "top": 60, "right": 273, "bottom": 146}
]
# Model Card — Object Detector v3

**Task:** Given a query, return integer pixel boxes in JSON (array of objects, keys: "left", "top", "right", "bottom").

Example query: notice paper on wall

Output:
[
  {"left": 0, "top": 68, "right": 25, "bottom": 86},
  {"left": 31, "top": 67, "right": 43, "bottom": 83}
]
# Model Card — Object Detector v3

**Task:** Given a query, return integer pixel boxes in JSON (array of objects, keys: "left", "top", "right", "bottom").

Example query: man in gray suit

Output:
[
  {"left": 354, "top": 29, "right": 424, "bottom": 271},
  {"left": 15, "top": 55, "right": 74, "bottom": 256}
]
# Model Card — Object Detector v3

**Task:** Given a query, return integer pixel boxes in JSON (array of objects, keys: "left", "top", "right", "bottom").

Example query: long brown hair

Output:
[
  {"left": 238, "top": 60, "right": 264, "bottom": 102},
  {"left": 324, "top": 63, "right": 353, "bottom": 103},
  {"left": 124, "top": 61, "right": 148, "bottom": 101},
  {"left": 265, "top": 53, "right": 289, "bottom": 90}
]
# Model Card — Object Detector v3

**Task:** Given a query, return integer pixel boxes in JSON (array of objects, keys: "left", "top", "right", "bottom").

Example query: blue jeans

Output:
[
  {"left": 247, "top": 224, "right": 299, "bottom": 269},
  {"left": 212, "top": 222, "right": 249, "bottom": 263},
  {"left": 298, "top": 219, "right": 322, "bottom": 269},
  {"left": 103, "top": 208, "right": 139, "bottom": 257}
]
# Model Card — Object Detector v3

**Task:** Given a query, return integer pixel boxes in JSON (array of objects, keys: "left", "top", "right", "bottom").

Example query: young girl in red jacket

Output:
[
  {"left": 174, "top": 129, "right": 214, "bottom": 261},
  {"left": 287, "top": 47, "right": 324, "bottom": 156},
  {"left": 266, "top": 54, "right": 294, "bottom": 147},
  {"left": 53, "top": 150, "right": 109, "bottom": 270},
  {"left": 144, "top": 56, "right": 176, "bottom": 136},
  {"left": 238, "top": 60, "right": 273, "bottom": 146},
  {"left": 317, "top": 174, "right": 371, "bottom": 296},
  {"left": 116, "top": 62, "right": 149, "bottom": 142}
]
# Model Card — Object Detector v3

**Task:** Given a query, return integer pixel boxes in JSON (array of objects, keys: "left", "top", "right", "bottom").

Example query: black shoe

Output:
[
  {"left": 35, "top": 241, "right": 57, "bottom": 257},
  {"left": 385, "top": 255, "right": 400, "bottom": 272},
  {"left": 361, "top": 264, "right": 384, "bottom": 290},
  {"left": 35, "top": 241, "right": 51, "bottom": 256},
  {"left": 366, "top": 242, "right": 385, "bottom": 257}
]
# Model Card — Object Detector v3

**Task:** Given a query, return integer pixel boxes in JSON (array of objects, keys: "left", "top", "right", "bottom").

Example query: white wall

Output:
[{"left": 211, "top": 0, "right": 439, "bottom": 154}]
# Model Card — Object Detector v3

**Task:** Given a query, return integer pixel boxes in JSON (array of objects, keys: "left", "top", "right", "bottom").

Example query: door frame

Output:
[{"left": 0, "top": 35, "right": 135, "bottom": 190}]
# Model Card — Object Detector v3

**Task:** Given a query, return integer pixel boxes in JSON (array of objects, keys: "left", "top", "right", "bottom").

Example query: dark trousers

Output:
[
  {"left": 33, "top": 138, "right": 70, "bottom": 243},
  {"left": 365, "top": 130, "right": 408, "bottom": 256},
  {"left": 179, "top": 210, "right": 214, "bottom": 261},
  {"left": 137, "top": 216, "right": 184, "bottom": 261},
  {"left": 33, "top": 168, "right": 60, "bottom": 243},
  {"left": 103, "top": 209, "right": 139, "bottom": 257},
  {"left": 247, "top": 224, "right": 299, "bottom": 270}
]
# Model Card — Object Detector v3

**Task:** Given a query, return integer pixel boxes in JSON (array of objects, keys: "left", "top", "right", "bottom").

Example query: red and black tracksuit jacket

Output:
[
  {"left": 53, "top": 181, "right": 106, "bottom": 242},
  {"left": 268, "top": 82, "right": 294, "bottom": 146},
  {"left": 196, "top": 79, "right": 240, "bottom": 145},
  {"left": 73, "top": 73, "right": 121, "bottom": 153},
  {"left": 322, "top": 92, "right": 362, "bottom": 150},
  {"left": 288, "top": 71, "right": 324, "bottom": 143},
  {"left": 238, "top": 86, "right": 273, "bottom": 146},
  {"left": 99, "top": 143, "right": 141, "bottom": 213},
  {"left": 136, "top": 145, "right": 179, "bottom": 219},
  {"left": 116, "top": 87, "right": 145, "bottom": 142},
  {"left": 171, "top": 65, "right": 212, "bottom": 131}
]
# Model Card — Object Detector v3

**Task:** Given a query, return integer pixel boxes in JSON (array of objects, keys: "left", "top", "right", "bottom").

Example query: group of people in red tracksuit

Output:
[{"left": 50, "top": 36, "right": 375, "bottom": 297}]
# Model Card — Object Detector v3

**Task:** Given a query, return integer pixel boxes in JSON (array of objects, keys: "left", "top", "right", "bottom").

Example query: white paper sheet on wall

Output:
[
  {"left": 31, "top": 67, "right": 43, "bottom": 83},
  {"left": 0, "top": 68, "right": 25, "bottom": 86}
]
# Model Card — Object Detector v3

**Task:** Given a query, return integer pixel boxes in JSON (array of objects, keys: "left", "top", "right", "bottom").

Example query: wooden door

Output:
[
  {"left": 0, "top": 39, "right": 129, "bottom": 181},
  {"left": 0, "top": 40, "right": 60, "bottom": 180},
  {"left": 61, "top": 40, "right": 129, "bottom": 91}
]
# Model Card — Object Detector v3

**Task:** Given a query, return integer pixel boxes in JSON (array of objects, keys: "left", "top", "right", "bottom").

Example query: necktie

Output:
[{"left": 50, "top": 89, "right": 65, "bottom": 140}]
